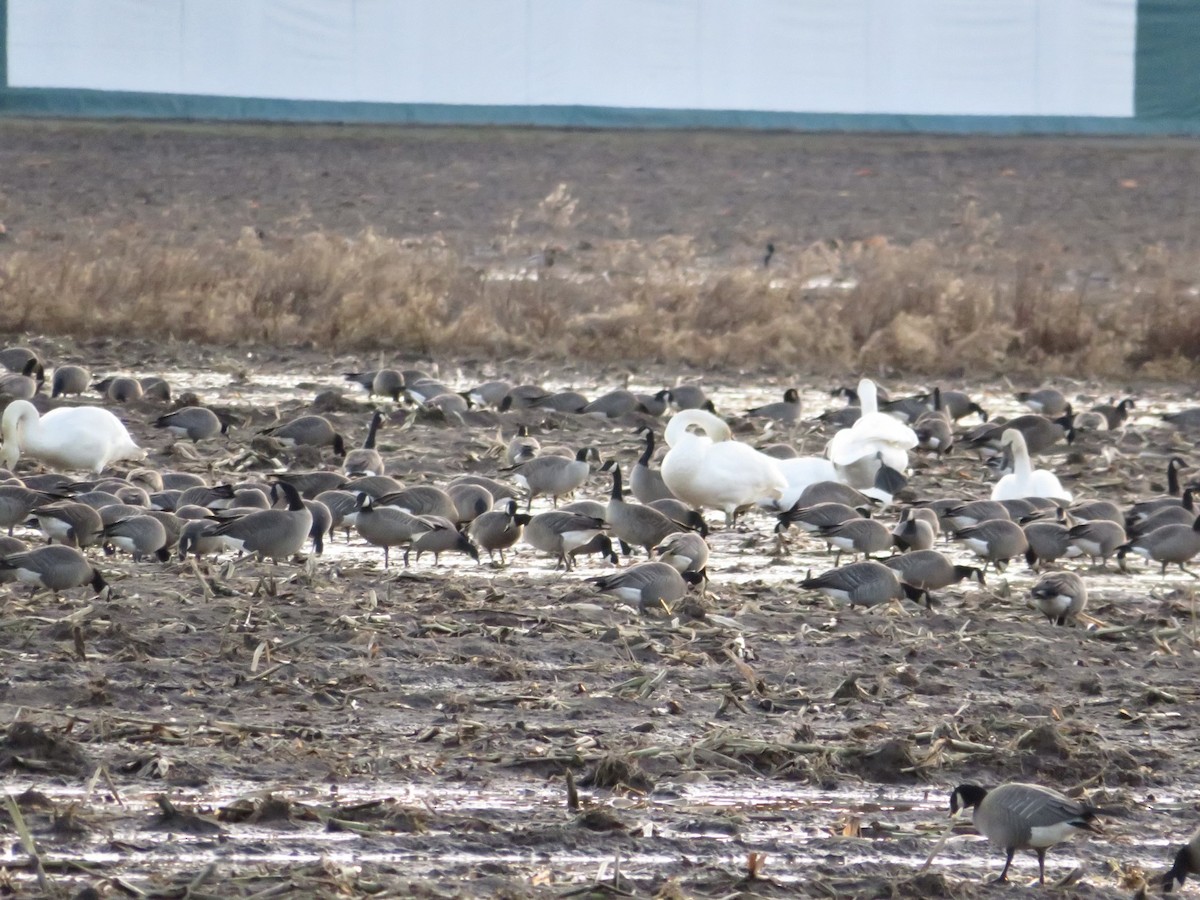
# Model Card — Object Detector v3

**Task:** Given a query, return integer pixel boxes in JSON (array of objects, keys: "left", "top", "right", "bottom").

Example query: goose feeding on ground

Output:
[
  {"left": 660, "top": 409, "right": 786, "bottom": 526},
  {"left": 826, "top": 379, "right": 917, "bottom": 489},
  {"left": 989, "top": 429, "right": 1072, "bottom": 503},
  {"left": 1, "top": 400, "right": 145, "bottom": 474}
]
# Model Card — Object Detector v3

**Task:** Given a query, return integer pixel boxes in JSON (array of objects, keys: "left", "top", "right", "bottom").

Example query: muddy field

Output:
[{"left": 2, "top": 122, "right": 1200, "bottom": 897}]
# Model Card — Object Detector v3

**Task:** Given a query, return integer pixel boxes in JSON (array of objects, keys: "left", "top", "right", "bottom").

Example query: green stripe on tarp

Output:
[
  {"left": 1135, "top": 0, "right": 1200, "bottom": 119},
  {"left": 3, "top": 86, "right": 1197, "bottom": 135}
]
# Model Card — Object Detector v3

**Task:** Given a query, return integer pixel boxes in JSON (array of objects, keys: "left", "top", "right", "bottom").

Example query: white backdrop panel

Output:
[{"left": 7, "top": 0, "right": 1137, "bottom": 117}]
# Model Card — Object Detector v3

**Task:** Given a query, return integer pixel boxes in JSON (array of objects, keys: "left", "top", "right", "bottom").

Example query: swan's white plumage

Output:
[
  {"left": 661, "top": 409, "right": 786, "bottom": 525},
  {"left": 989, "top": 428, "right": 1072, "bottom": 503},
  {"left": 764, "top": 456, "right": 842, "bottom": 511},
  {"left": 826, "top": 379, "right": 917, "bottom": 488},
  {"left": 1, "top": 400, "right": 145, "bottom": 474}
]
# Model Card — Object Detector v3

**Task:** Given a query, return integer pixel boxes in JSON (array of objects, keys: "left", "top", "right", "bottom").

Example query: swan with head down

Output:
[
  {"left": 661, "top": 408, "right": 786, "bottom": 526},
  {"left": 990, "top": 428, "right": 1072, "bottom": 503},
  {"left": 1, "top": 400, "right": 145, "bottom": 475},
  {"left": 827, "top": 378, "right": 917, "bottom": 489}
]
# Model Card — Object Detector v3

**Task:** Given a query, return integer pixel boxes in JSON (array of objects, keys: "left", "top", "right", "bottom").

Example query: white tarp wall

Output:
[{"left": 7, "top": 0, "right": 1137, "bottom": 118}]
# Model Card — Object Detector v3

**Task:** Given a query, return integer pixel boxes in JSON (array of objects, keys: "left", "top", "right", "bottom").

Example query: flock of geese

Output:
[{"left": 3, "top": 343, "right": 1200, "bottom": 888}]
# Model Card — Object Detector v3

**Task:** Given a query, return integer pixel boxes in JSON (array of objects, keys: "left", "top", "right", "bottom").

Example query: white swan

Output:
[
  {"left": 827, "top": 378, "right": 917, "bottom": 488},
  {"left": 661, "top": 409, "right": 786, "bottom": 525},
  {"left": 990, "top": 428, "right": 1072, "bottom": 503},
  {"left": 1, "top": 400, "right": 145, "bottom": 474},
  {"left": 762, "top": 455, "right": 843, "bottom": 512}
]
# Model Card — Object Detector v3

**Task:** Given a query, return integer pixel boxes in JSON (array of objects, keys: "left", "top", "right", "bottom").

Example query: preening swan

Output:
[
  {"left": 827, "top": 379, "right": 917, "bottom": 489},
  {"left": 1, "top": 400, "right": 145, "bottom": 474},
  {"left": 989, "top": 428, "right": 1072, "bottom": 503},
  {"left": 661, "top": 409, "right": 786, "bottom": 526}
]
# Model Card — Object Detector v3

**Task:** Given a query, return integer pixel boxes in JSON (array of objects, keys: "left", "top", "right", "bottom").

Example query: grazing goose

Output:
[
  {"left": 50, "top": 365, "right": 91, "bottom": 399},
  {"left": 604, "top": 463, "right": 684, "bottom": 557},
  {"left": 776, "top": 501, "right": 866, "bottom": 539},
  {"left": 303, "top": 499, "right": 332, "bottom": 555},
  {"left": 746, "top": 388, "right": 802, "bottom": 427},
  {"left": 409, "top": 517, "right": 479, "bottom": 566},
  {"left": 1165, "top": 828, "right": 1200, "bottom": 893},
  {"left": 660, "top": 409, "right": 786, "bottom": 526},
  {"left": 590, "top": 561, "right": 701, "bottom": 614},
  {"left": 405, "top": 378, "right": 455, "bottom": 406},
  {"left": 1130, "top": 490, "right": 1196, "bottom": 537},
  {"left": 505, "top": 425, "right": 540, "bottom": 466},
  {"left": 468, "top": 500, "right": 529, "bottom": 565},
  {"left": 795, "top": 480, "right": 876, "bottom": 511},
  {"left": 343, "top": 411, "right": 385, "bottom": 477},
  {"left": 0, "top": 545, "right": 108, "bottom": 594},
  {"left": 1164, "top": 408, "right": 1200, "bottom": 429},
  {"left": 891, "top": 510, "right": 936, "bottom": 552},
  {"left": 1030, "top": 571, "right": 1088, "bottom": 626},
  {"left": 501, "top": 384, "right": 550, "bottom": 410},
  {"left": 32, "top": 501, "right": 104, "bottom": 548},
  {"left": 1067, "top": 498, "right": 1123, "bottom": 524},
  {"left": 945, "top": 500, "right": 1011, "bottom": 534},
  {"left": 507, "top": 448, "right": 597, "bottom": 510},
  {"left": 1, "top": 400, "right": 144, "bottom": 474},
  {"left": 464, "top": 380, "right": 513, "bottom": 410},
  {"left": 447, "top": 482, "right": 494, "bottom": 525},
  {"left": 0, "top": 484, "right": 47, "bottom": 535},
  {"left": 139, "top": 377, "right": 171, "bottom": 402},
  {"left": 801, "top": 560, "right": 925, "bottom": 607},
  {"left": 377, "top": 485, "right": 458, "bottom": 521},
  {"left": 313, "top": 489, "right": 360, "bottom": 539},
  {"left": 817, "top": 518, "right": 891, "bottom": 566},
  {"left": 826, "top": 378, "right": 917, "bottom": 489},
  {"left": 352, "top": 493, "right": 435, "bottom": 568},
  {"left": 371, "top": 369, "right": 404, "bottom": 402},
  {"left": 533, "top": 390, "right": 588, "bottom": 413},
  {"left": 94, "top": 375, "right": 143, "bottom": 403},
  {"left": 0, "top": 534, "right": 28, "bottom": 559},
  {"left": 883, "top": 550, "right": 984, "bottom": 598},
  {"left": 1126, "top": 457, "right": 1190, "bottom": 524},
  {"left": 635, "top": 389, "right": 672, "bottom": 417},
  {"left": 1066, "top": 519, "right": 1125, "bottom": 567},
  {"left": 343, "top": 370, "right": 379, "bottom": 395},
  {"left": 1117, "top": 514, "right": 1200, "bottom": 577},
  {"left": 1023, "top": 518, "right": 1073, "bottom": 569},
  {"left": 0, "top": 346, "right": 40, "bottom": 373},
  {"left": 0, "top": 359, "right": 44, "bottom": 400},
  {"left": 646, "top": 499, "right": 709, "bottom": 536},
  {"left": 178, "top": 518, "right": 223, "bottom": 560},
  {"left": 103, "top": 515, "right": 170, "bottom": 562},
  {"left": 667, "top": 384, "right": 711, "bottom": 411},
  {"left": 966, "top": 412, "right": 1074, "bottom": 456},
  {"left": 260, "top": 415, "right": 347, "bottom": 456},
  {"left": 630, "top": 427, "right": 673, "bottom": 504},
  {"left": 450, "top": 473, "right": 520, "bottom": 502},
  {"left": 915, "top": 411, "right": 954, "bottom": 458},
  {"left": 955, "top": 518, "right": 1029, "bottom": 571},
  {"left": 652, "top": 531, "right": 709, "bottom": 576},
  {"left": 584, "top": 389, "right": 640, "bottom": 418},
  {"left": 210, "top": 482, "right": 313, "bottom": 564},
  {"left": 990, "top": 429, "right": 1072, "bottom": 503},
  {"left": 937, "top": 389, "right": 988, "bottom": 422},
  {"left": 1015, "top": 387, "right": 1070, "bottom": 417},
  {"left": 949, "top": 782, "right": 1107, "bottom": 884},
  {"left": 522, "top": 510, "right": 607, "bottom": 571},
  {"left": 273, "top": 471, "right": 350, "bottom": 500},
  {"left": 154, "top": 406, "right": 227, "bottom": 442},
  {"left": 343, "top": 474, "right": 405, "bottom": 499}
]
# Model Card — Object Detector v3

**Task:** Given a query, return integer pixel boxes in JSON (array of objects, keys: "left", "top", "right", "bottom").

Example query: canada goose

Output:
[
  {"left": 422, "top": 392, "right": 470, "bottom": 419},
  {"left": 371, "top": 369, "right": 404, "bottom": 401},
  {"left": 584, "top": 389, "right": 640, "bottom": 418},
  {"left": 604, "top": 463, "right": 684, "bottom": 557},
  {"left": 377, "top": 485, "right": 458, "bottom": 521},
  {"left": 0, "top": 359, "right": 44, "bottom": 400},
  {"left": 1164, "top": 827, "right": 1200, "bottom": 893},
  {"left": 892, "top": 511, "right": 936, "bottom": 552},
  {"left": 273, "top": 471, "right": 350, "bottom": 500},
  {"left": 945, "top": 500, "right": 1011, "bottom": 534},
  {"left": 464, "top": 380, "right": 512, "bottom": 409},
  {"left": 915, "top": 412, "right": 954, "bottom": 458},
  {"left": 506, "top": 448, "right": 597, "bottom": 510},
  {"left": 590, "top": 561, "right": 701, "bottom": 614},
  {"left": 653, "top": 531, "right": 709, "bottom": 575},
  {"left": 1066, "top": 519, "right": 1125, "bottom": 567},
  {"left": 1126, "top": 457, "right": 1190, "bottom": 524},
  {"left": 776, "top": 501, "right": 866, "bottom": 538},
  {"left": 827, "top": 379, "right": 917, "bottom": 489},
  {"left": 998, "top": 496, "right": 1059, "bottom": 520},
  {"left": 98, "top": 502, "right": 152, "bottom": 527},
  {"left": 1030, "top": 571, "right": 1087, "bottom": 625},
  {"left": 154, "top": 406, "right": 226, "bottom": 442},
  {"left": 817, "top": 518, "right": 891, "bottom": 566},
  {"left": 343, "top": 411, "right": 385, "bottom": 477},
  {"left": 1131, "top": 490, "right": 1196, "bottom": 537},
  {"left": 1015, "top": 388, "right": 1070, "bottom": 417},
  {"left": 937, "top": 389, "right": 988, "bottom": 422},
  {"left": 955, "top": 519, "right": 1029, "bottom": 571},
  {"left": 830, "top": 383, "right": 890, "bottom": 404},
  {"left": 343, "top": 474, "right": 405, "bottom": 499},
  {"left": 746, "top": 388, "right": 801, "bottom": 427},
  {"left": 139, "top": 377, "right": 171, "bottom": 402},
  {"left": 313, "top": 489, "right": 360, "bottom": 539},
  {"left": 559, "top": 499, "right": 606, "bottom": 519},
  {"left": 879, "top": 393, "right": 934, "bottom": 423},
  {"left": 405, "top": 378, "right": 455, "bottom": 406},
  {"left": 94, "top": 375, "right": 143, "bottom": 403},
  {"left": 1068, "top": 499, "right": 1123, "bottom": 524},
  {"left": 175, "top": 484, "right": 236, "bottom": 510},
  {"left": 990, "top": 429, "right": 1072, "bottom": 503},
  {"left": 69, "top": 490, "right": 123, "bottom": 511},
  {"left": 635, "top": 389, "right": 671, "bottom": 417},
  {"left": 801, "top": 560, "right": 926, "bottom": 607},
  {"left": 1, "top": 400, "right": 144, "bottom": 474},
  {"left": 966, "top": 412, "right": 1075, "bottom": 456},
  {"left": 795, "top": 480, "right": 876, "bottom": 511},
  {"left": 0, "top": 484, "right": 47, "bottom": 535},
  {"left": 1164, "top": 408, "right": 1200, "bottom": 429},
  {"left": 448, "top": 474, "right": 520, "bottom": 502},
  {"left": 178, "top": 518, "right": 223, "bottom": 560},
  {"left": 447, "top": 482, "right": 493, "bottom": 525},
  {"left": 32, "top": 501, "right": 103, "bottom": 548},
  {"left": 139, "top": 509, "right": 185, "bottom": 548},
  {"left": 883, "top": 550, "right": 984, "bottom": 597},
  {"left": 505, "top": 424, "right": 540, "bottom": 466},
  {"left": 408, "top": 516, "right": 479, "bottom": 566},
  {"left": 644, "top": 499, "right": 709, "bottom": 536},
  {"left": 949, "top": 782, "right": 1107, "bottom": 884},
  {"left": 0, "top": 545, "right": 108, "bottom": 594},
  {"left": 0, "top": 534, "right": 28, "bottom": 559},
  {"left": 353, "top": 493, "right": 433, "bottom": 568},
  {"left": 1086, "top": 397, "right": 1135, "bottom": 431},
  {"left": 661, "top": 409, "right": 786, "bottom": 526},
  {"left": 160, "top": 471, "right": 208, "bottom": 491},
  {"left": 209, "top": 482, "right": 313, "bottom": 564},
  {"left": 0, "top": 346, "right": 40, "bottom": 373},
  {"left": 468, "top": 500, "right": 529, "bottom": 564},
  {"left": 260, "top": 415, "right": 347, "bottom": 456},
  {"left": 630, "top": 427, "right": 673, "bottom": 504},
  {"left": 501, "top": 384, "right": 550, "bottom": 410},
  {"left": 668, "top": 384, "right": 711, "bottom": 411},
  {"left": 1023, "top": 519, "right": 1072, "bottom": 568},
  {"left": 304, "top": 499, "right": 332, "bottom": 555},
  {"left": 522, "top": 510, "right": 607, "bottom": 571},
  {"left": 534, "top": 390, "right": 589, "bottom": 414},
  {"left": 1118, "top": 514, "right": 1200, "bottom": 577},
  {"left": 103, "top": 515, "right": 170, "bottom": 562},
  {"left": 343, "top": 370, "right": 379, "bottom": 395}
]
